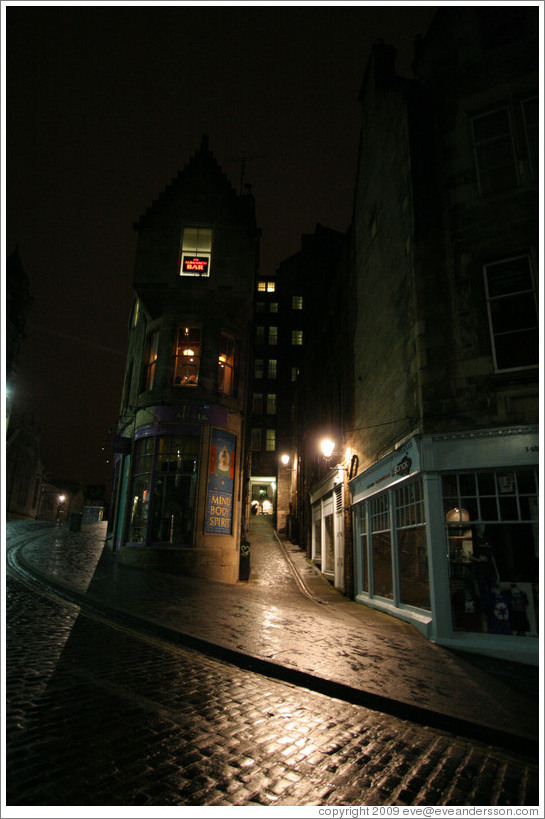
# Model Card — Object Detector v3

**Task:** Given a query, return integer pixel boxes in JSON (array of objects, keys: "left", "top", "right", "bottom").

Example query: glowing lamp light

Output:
[
  {"left": 446, "top": 507, "right": 470, "bottom": 524},
  {"left": 320, "top": 438, "right": 335, "bottom": 459},
  {"left": 182, "top": 348, "right": 195, "bottom": 357},
  {"left": 281, "top": 454, "right": 290, "bottom": 466},
  {"left": 59, "top": 495, "right": 66, "bottom": 503}
]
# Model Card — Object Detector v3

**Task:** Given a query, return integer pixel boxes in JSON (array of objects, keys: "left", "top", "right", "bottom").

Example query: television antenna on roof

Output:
[{"left": 227, "top": 154, "right": 267, "bottom": 195}]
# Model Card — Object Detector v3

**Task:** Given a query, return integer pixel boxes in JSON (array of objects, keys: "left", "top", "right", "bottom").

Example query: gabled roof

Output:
[{"left": 134, "top": 134, "right": 239, "bottom": 230}]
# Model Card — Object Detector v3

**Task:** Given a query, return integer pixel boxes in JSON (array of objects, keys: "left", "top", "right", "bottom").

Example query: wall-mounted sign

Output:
[
  {"left": 181, "top": 254, "right": 210, "bottom": 276},
  {"left": 205, "top": 428, "right": 236, "bottom": 534}
]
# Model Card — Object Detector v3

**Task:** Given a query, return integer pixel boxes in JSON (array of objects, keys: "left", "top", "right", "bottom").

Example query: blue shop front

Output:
[{"left": 349, "top": 425, "right": 539, "bottom": 665}]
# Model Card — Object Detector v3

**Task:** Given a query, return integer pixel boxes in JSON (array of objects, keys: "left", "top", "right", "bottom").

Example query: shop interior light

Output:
[{"left": 446, "top": 507, "right": 470, "bottom": 523}]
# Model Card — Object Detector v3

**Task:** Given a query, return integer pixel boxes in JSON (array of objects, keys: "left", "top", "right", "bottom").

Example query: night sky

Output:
[{"left": 5, "top": 2, "right": 436, "bottom": 490}]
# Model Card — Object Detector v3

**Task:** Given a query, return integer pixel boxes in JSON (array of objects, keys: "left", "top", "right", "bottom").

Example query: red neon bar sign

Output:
[{"left": 182, "top": 255, "right": 209, "bottom": 274}]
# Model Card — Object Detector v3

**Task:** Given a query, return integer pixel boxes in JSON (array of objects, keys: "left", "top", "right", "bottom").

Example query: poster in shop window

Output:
[{"left": 205, "top": 428, "right": 236, "bottom": 534}]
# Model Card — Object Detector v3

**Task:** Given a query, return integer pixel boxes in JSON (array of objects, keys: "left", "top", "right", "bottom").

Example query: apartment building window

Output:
[
  {"left": 472, "top": 107, "right": 517, "bottom": 195},
  {"left": 255, "top": 359, "right": 264, "bottom": 379},
  {"left": 145, "top": 331, "right": 159, "bottom": 390},
  {"left": 218, "top": 335, "right": 235, "bottom": 395},
  {"left": 180, "top": 227, "right": 212, "bottom": 277},
  {"left": 266, "top": 429, "right": 276, "bottom": 451},
  {"left": 267, "top": 359, "right": 277, "bottom": 379},
  {"left": 484, "top": 255, "right": 538, "bottom": 372},
  {"left": 291, "top": 366, "right": 299, "bottom": 383},
  {"left": 256, "top": 301, "right": 265, "bottom": 313},
  {"left": 256, "top": 326, "right": 265, "bottom": 344},
  {"left": 251, "top": 428, "right": 262, "bottom": 451},
  {"left": 268, "top": 326, "right": 278, "bottom": 345},
  {"left": 252, "top": 393, "right": 263, "bottom": 414},
  {"left": 292, "top": 295, "right": 303, "bottom": 310},
  {"left": 173, "top": 326, "right": 201, "bottom": 386},
  {"left": 257, "top": 280, "right": 276, "bottom": 293},
  {"left": 292, "top": 330, "right": 303, "bottom": 345},
  {"left": 522, "top": 96, "right": 538, "bottom": 180},
  {"left": 266, "top": 393, "right": 276, "bottom": 415},
  {"left": 270, "top": 302, "right": 278, "bottom": 313}
]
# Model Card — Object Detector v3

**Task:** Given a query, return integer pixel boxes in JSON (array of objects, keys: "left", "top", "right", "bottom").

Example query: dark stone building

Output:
[
  {"left": 107, "top": 137, "right": 260, "bottom": 583},
  {"left": 6, "top": 249, "right": 43, "bottom": 520},
  {"left": 345, "top": 7, "right": 539, "bottom": 663}
]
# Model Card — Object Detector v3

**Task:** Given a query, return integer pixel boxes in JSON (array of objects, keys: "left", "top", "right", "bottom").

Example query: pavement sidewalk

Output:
[{"left": 6, "top": 517, "right": 540, "bottom": 756}]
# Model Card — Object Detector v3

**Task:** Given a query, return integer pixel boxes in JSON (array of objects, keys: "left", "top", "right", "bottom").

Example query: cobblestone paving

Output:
[{"left": 5, "top": 575, "right": 540, "bottom": 808}]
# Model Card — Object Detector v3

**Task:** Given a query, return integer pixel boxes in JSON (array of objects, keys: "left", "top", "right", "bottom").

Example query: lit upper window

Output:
[
  {"left": 292, "top": 330, "right": 303, "bottom": 345},
  {"left": 257, "top": 281, "right": 267, "bottom": 292},
  {"left": 268, "top": 327, "right": 278, "bottom": 345},
  {"left": 173, "top": 326, "right": 201, "bottom": 386},
  {"left": 267, "top": 359, "right": 277, "bottom": 379},
  {"left": 180, "top": 227, "right": 212, "bottom": 277},
  {"left": 267, "top": 281, "right": 276, "bottom": 292},
  {"left": 292, "top": 295, "right": 303, "bottom": 310},
  {"left": 218, "top": 335, "right": 235, "bottom": 395},
  {"left": 145, "top": 332, "right": 159, "bottom": 390}
]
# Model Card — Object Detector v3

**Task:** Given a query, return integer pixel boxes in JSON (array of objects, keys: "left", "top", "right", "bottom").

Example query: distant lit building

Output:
[{"left": 107, "top": 137, "right": 260, "bottom": 583}]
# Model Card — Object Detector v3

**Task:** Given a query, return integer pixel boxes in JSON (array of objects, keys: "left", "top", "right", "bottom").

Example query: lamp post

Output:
[{"left": 56, "top": 494, "right": 66, "bottom": 525}]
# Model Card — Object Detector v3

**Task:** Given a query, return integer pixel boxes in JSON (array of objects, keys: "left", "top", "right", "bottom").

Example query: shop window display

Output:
[{"left": 443, "top": 469, "right": 538, "bottom": 636}]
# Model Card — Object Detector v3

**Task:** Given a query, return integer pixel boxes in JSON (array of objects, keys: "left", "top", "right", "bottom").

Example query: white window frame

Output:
[
  {"left": 484, "top": 255, "right": 538, "bottom": 373},
  {"left": 179, "top": 227, "right": 212, "bottom": 277}
]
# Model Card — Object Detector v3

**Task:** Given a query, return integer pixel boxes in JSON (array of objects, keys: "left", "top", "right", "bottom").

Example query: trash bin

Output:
[{"left": 69, "top": 512, "right": 83, "bottom": 532}]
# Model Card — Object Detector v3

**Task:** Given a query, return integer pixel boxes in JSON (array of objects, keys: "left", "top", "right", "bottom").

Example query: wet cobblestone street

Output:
[{"left": 5, "top": 571, "right": 540, "bottom": 808}]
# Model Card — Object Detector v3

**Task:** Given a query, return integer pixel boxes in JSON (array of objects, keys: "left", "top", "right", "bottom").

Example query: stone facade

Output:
[{"left": 108, "top": 137, "right": 260, "bottom": 583}]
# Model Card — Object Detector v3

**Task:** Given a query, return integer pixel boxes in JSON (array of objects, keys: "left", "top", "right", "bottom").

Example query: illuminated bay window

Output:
[
  {"left": 145, "top": 331, "right": 159, "bottom": 390},
  {"left": 218, "top": 334, "right": 235, "bottom": 395},
  {"left": 173, "top": 326, "right": 201, "bottom": 386},
  {"left": 179, "top": 227, "right": 212, "bottom": 277}
]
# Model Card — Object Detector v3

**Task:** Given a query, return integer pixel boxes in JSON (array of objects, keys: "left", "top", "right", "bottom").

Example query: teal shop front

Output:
[{"left": 349, "top": 426, "right": 539, "bottom": 665}]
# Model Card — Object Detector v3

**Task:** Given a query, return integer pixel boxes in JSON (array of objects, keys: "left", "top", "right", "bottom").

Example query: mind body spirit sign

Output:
[{"left": 205, "top": 428, "right": 236, "bottom": 535}]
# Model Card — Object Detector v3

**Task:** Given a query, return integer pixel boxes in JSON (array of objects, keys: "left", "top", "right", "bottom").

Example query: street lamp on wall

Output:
[
  {"left": 280, "top": 453, "right": 290, "bottom": 466},
  {"left": 320, "top": 439, "right": 335, "bottom": 459}
]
